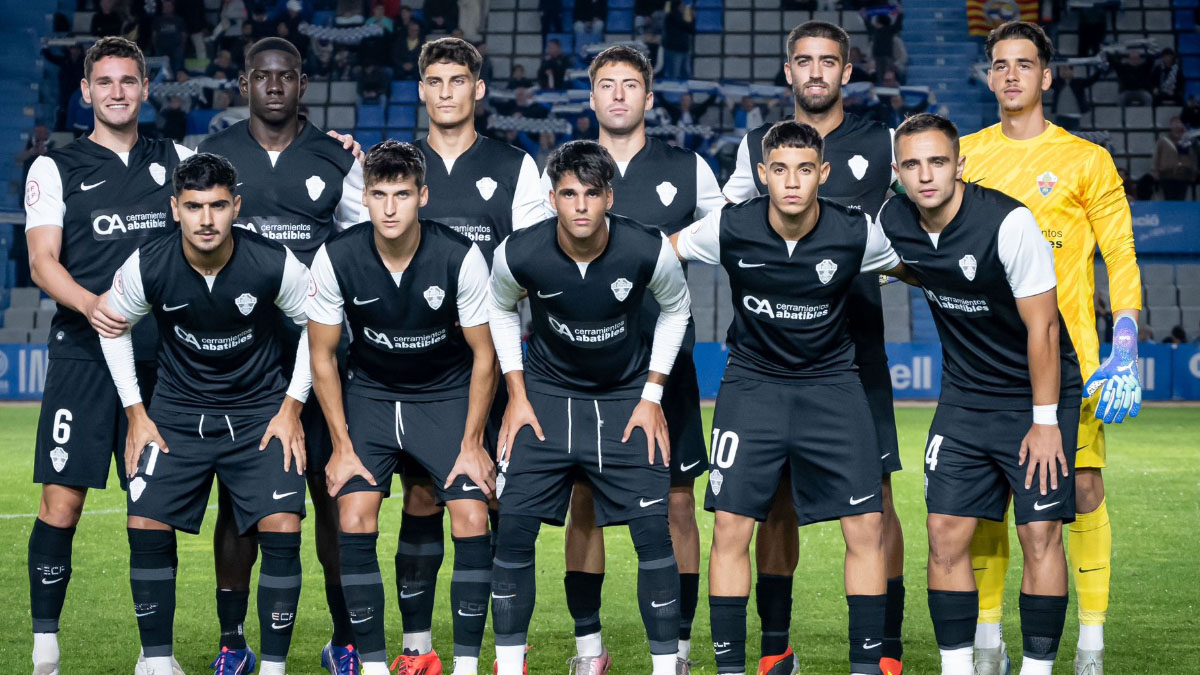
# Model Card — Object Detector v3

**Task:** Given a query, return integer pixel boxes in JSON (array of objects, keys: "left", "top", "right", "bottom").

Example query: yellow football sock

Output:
[
  {"left": 971, "top": 515, "right": 1010, "bottom": 624},
  {"left": 1070, "top": 498, "right": 1111, "bottom": 626}
]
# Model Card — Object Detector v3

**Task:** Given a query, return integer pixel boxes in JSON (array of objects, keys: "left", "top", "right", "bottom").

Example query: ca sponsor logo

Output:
[
  {"left": 174, "top": 325, "right": 202, "bottom": 351},
  {"left": 93, "top": 213, "right": 130, "bottom": 236},
  {"left": 549, "top": 315, "right": 575, "bottom": 342},
  {"left": 743, "top": 294, "right": 774, "bottom": 319}
]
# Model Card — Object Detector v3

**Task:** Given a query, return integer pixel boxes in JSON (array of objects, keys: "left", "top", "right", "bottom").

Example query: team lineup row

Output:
[{"left": 22, "top": 19, "right": 1142, "bottom": 675}]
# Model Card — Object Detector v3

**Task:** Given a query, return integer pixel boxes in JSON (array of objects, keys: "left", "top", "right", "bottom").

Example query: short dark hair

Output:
[
  {"left": 173, "top": 153, "right": 238, "bottom": 196},
  {"left": 363, "top": 139, "right": 426, "bottom": 189},
  {"left": 985, "top": 21, "right": 1054, "bottom": 67},
  {"left": 786, "top": 21, "right": 850, "bottom": 64},
  {"left": 244, "top": 37, "right": 303, "bottom": 66},
  {"left": 589, "top": 45, "right": 653, "bottom": 90},
  {"left": 546, "top": 140, "right": 616, "bottom": 190},
  {"left": 761, "top": 120, "right": 824, "bottom": 161},
  {"left": 893, "top": 112, "right": 960, "bottom": 156},
  {"left": 419, "top": 37, "right": 483, "bottom": 79},
  {"left": 85, "top": 36, "right": 146, "bottom": 81}
]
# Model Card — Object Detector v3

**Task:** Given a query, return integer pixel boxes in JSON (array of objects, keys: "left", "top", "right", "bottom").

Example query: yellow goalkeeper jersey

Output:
[{"left": 960, "top": 122, "right": 1141, "bottom": 377}]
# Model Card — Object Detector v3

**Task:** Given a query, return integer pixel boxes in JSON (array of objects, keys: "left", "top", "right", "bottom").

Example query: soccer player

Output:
[
  {"left": 959, "top": 22, "right": 1141, "bottom": 675},
  {"left": 673, "top": 121, "right": 911, "bottom": 675},
  {"left": 721, "top": 21, "right": 908, "bottom": 675},
  {"left": 22, "top": 36, "right": 190, "bottom": 675},
  {"left": 99, "top": 153, "right": 314, "bottom": 675},
  {"left": 542, "top": 44, "right": 726, "bottom": 674},
  {"left": 880, "top": 112, "right": 1082, "bottom": 675},
  {"left": 197, "top": 36, "right": 367, "bottom": 675},
  {"left": 488, "top": 140, "right": 691, "bottom": 675},
  {"left": 307, "top": 140, "right": 497, "bottom": 675},
  {"left": 392, "top": 37, "right": 545, "bottom": 675}
]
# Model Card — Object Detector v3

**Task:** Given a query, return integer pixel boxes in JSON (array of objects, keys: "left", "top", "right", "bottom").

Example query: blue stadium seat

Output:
[
  {"left": 696, "top": 0, "right": 722, "bottom": 7},
  {"left": 1181, "top": 33, "right": 1200, "bottom": 56},
  {"left": 354, "top": 129, "right": 384, "bottom": 148},
  {"left": 607, "top": 9, "right": 634, "bottom": 32},
  {"left": 186, "top": 109, "right": 219, "bottom": 135},
  {"left": 313, "top": 10, "right": 335, "bottom": 26},
  {"left": 1184, "top": 56, "right": 1200, "bottom": 79},
  {"left": 1176, "top": 9, "right": 1197, "bottom": 31},
  {"left": 388, "top": 128, "right": 415, "bottom": 142},
  {"left": 356, "top": 103, "right": 386, "bottom": 128},
  {"left": 696, "top": 9, "right": 722, "bottom": 32},
  {"left": 391, "top": 80, "right": 420, "bottom": 104},
  {"left": 1188, "top": 80, "right": 1200, "bottom": 101},
  {"left": 388, "top": 105, "right": 417, "bottom": 129},
  {"left": 610, "top": 0, "right": 634, "bottom": 8}
]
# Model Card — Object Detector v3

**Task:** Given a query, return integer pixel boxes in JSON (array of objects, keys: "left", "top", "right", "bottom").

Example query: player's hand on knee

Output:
[
  {"left": 327, "top": 129, "right": 364, "bottom": 161},
  {"left": 326, "top": 447, "right": 376, "bottom": 496},
  {"left": 1019, "top": 422, "right": 1067, "bottom": 496},
  {"left": 624, "top": 400, "right": 670, "bottom": 466},
  {"left": 88, "top": 291, "right": 129, "bottom": 338},
  {"left": 446, "top": 440, "right": 496, "bottom": 498},
  {"left": 262, "top": 403, "right": 306, "bottom": 475},
  {"left": 498, "top": 396, "right": 544, "bottom": 463},
  {"left": 125, "top": 414, "right": 168, "bottom": 479}
]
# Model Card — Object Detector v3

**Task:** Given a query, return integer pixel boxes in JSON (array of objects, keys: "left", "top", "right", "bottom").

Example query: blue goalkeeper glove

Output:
[{"left": 1083, "top": 315, "right": 1141, "bottom": 424}]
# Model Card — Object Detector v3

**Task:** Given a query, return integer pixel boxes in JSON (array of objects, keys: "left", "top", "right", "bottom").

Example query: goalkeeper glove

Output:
[{"left": 1083, "top": 315, "right": 1141, "bottom": 423}]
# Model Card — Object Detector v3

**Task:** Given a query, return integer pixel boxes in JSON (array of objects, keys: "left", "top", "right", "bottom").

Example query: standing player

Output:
[
  {"left": 389, "top": 37, "right": 545, "bottom": 675},
  {"left": 488, "top": 141, "right": 691, "bottom": 675},
  {"left": 960, "top": 22, "right": 1141, "bottom": 675},
  {"left": 543, "top": 45, "right": 726, "bottom": 674},
  {"left": 721, "top": 22, "right": 908, "bottom": 675},
  {"left": 881, "top": 113, "right": 1082, "bottom": 675},
  {"left": 22, "top": 36, "right": 190, "bottom": 675},
  {"left": 307, "top": 141, "right": 498, "bottom": 675},
  {"left": 198, "top": 36, "right": 368, "bottom": 675},
  {"left": 675, "top": 121, "right": 910, "bottom": 675},
  {"left": 99, "top": 153, "right": 313, "bottom": 675}
]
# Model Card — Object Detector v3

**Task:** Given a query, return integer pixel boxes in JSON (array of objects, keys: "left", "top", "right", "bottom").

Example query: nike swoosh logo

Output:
[
  {"left": 900, "top": 257, "right": 919, "bottom": 264},
  {"left": 680, "top": 460, "right": 701, "bottom": 472},
  {"left": 640, "top": 498, "right": 664, "bottom": 507},
  {"left": 41, "top": 577, "right": 64, "bottom": 585},
  {"left": 1033, "top": 500, "right": 1061, "bottom": 511},
  {"left": 81, "top": 180, "right": 106, "bottom": 191},
  {"left": 714, "top": 649, "right": 731, "bottom": 655},
  {"left": 880, "top": 453, "right": 891, "bottom": 460},
  {"left": 272, "top": 490, "right": 297, "bottom": 500},
  {"left": 849, "top": 494, "right": 876, "bottom": 505},
  {"left": 536, "top": 290, "right": 563, "bottom": 298},
  {"left": 1078, "top": 566, "right": 1106, "bottom": 574},
  {"left": 463, "top": 485, "right": 482, "bottom": 491},
  {"left": 352, "top": 297, "right": 380, "bottom": 305},
  {"left": 738, "top": 259, "right": 765, "bottom": 268},
  {"left": 350, "top": 616, "right": 373, "bottom": 624},
  {"left": 237, "top": 182, "right": 245, "bottom": 187},
  {"left": 863, "top": 641, "right": 882, "bottom": 650},
  {"left": 162, "top": 303, "right": 188, "bottom": 312},
  {"left": 135, "top": 610, "right": 155, "bottom": 617},
  {"left": 458, "top": 609, "right": 485, "bottom": 616},
  {"left": 651, "top": 599, "right": 677, "bottom": 608},
  {"left": 400, "top": 590, "right": 425, "bottom": 599},
  {"left": 491, "top": 593, "right": 515, "bottom": 599},
  {"left": 271, "top": 622, "right": 294, "bottom": 630},
  {"left": 972, "top": 567, "right": 988, "bottom": 572},
  {"left": 1077, "top": 445, "right": 1089, "bottom": 451}
]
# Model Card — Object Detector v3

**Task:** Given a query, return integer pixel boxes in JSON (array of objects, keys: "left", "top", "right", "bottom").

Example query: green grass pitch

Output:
[{"left": 0, "top": 404, "right": 1196, "bottom": 674}]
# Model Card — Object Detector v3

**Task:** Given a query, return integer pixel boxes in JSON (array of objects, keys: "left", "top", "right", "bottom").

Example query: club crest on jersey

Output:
[
  {"left": 129, "top": 477, "right": 146, "bottom": 502},
  {"left": 306, "top": 175, "right": 325, "bottom": 201},
  {"left": 656, "top": 181, "right": 677, "bottom": 206},
  {"left": 149, "top": 162, "right": 166, "bottom": 186},
  {"left": 423, "top": 285, "right": 445, "bottom": 310},
  {"left": 709, "top": 469, "right": 724, "bottom": 495},
  {"left": 476, "top": 176, "right": 498, "bottom": 201},
  {"left": 611, "top": 277, "right": 633, "bottom": 302},
  {"left": 235, "top": 292, "right": 257, "bottom": 315},
  {"left": 959, "top": 254, "right": 977, "bottom": 281},
  {"left": 848, "top": 154, "right": 869, "bottom": 180},
  {"left": 816, "top": 259, "right": 837, "bottom": 284},
  {"left": 1036, "top": 171, "right": 1058, "bottom": 197},
  {"left": 50, "top": 447, "right": 68, "bottom": 473}
]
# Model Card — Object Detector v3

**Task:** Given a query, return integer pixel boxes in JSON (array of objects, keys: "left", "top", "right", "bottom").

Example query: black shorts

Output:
[
  {"left": 859, "top": 359, "right": 901, "bottom": 475},
  {"left": 665, "top": 355, "right": 708, "bottom": 486},
  {"left": 34, "top": 358, "right": 157, "bottom": 490},
  {"left": 396, "top": 380, "right": 508, "bottom": 482},
  {"left": 341, "top": 393, "right": 488, "bottom": 504},
  {"left": 704, "top": 377, "right": 883, "bottom": 526},
  {"left": 127, "top": 410, "right": 307, "bottom": 534},
  {"left": 497, "top": 391, "right": 670, "bottom": 527},
  {"left": 923, "top": 402, "right": 1079, "bottom": 525}
]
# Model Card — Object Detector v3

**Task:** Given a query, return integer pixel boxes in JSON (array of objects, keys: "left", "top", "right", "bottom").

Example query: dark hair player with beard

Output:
[
  {"left": 722, "top": 22, "right": 909, "bottom": 675},
  {"left": 197, "top": 36, "right": 368, "bottom": 675}
]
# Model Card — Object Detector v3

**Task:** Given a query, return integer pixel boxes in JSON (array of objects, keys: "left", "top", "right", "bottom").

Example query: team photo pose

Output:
[
  {"left": 722, "top": 23, "right": 909, "bottom": 675},
  {"left": 880, "top": 113, "right": 1083, "bottom": 675},
  {"left": 22, "top": 36, "right": 191, "bottom": 675},
  {"left": 100, "top": 153, "right": 314, "bottom": 675},
  {"left": 959, "top": 22, "right": 1141, "bottom": 675},
  {"left": 487, "top": 140, "right": 691, "bottom": 675}
]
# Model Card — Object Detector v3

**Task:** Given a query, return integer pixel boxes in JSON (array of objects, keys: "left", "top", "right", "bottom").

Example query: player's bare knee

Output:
[
  {"left": 1075, "top": 468, "right": 1104, "bottom": 513},
  {"left": 841, "top": 511, "right": 885, "bottom": 552},
  {"left": 1016, "top": 521, "right": 1063, "bottom": 563},
  {"left": 668, "top": 488, "right": 697, "bottom": 530},
  {"left": 38, "top": 491, "right": 85, "bottom": 528},
  {"left": 567, "top": 484, "right": 598, "bottom": 532},
  {"left": 127, "top": 515, "right": 172, "bottom": 531},
  {"left": 926, "top": 515, "right": 973, "bottom": 564},
  {"left": 258, "top": 512, "right": 301, "bottom": 533},
  {"left": 712, "top": 511, "right": 755, "bottom": 555},
  {"left": 447, "top": 500, "right": 490, "bottom": 538}
]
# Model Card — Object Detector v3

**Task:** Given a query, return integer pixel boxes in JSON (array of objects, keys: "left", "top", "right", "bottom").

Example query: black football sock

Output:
[
  {"left": 340, "top": 531, "right": 386, "bottom": 664},
  {"left": 257, "top": 531, "right": 302, "bottom": 665},
  {"left": 630, "top": 516, "right": 681, "bottom": 655},
  {"left": 326, "top": 583, "right": 355, "bottom": 648},
  {"left": 564, "top": 571, "right": 605, "bottom": 637},
  {"left": 756, "top": 573, "right": 792, "bottom": 658},
  {"left": 1019, "top": 593, "right": 1068, "bottom": 662},
  {"left": 847, "top": 594, "right": 886, "bottom": 675},
  {"left": 395, "top": 513, "right": 443, "bottom": 634},
  {"left": 679, "top": 572, "right": 700, "bottom": 642},
  {"left": 927, "top": 589, "right": 978, "bottom": 651},
  {"left": 29, "top": 519, "right": 75, "bottom": 634},
  {"left": 128, "top": 528, "right": 177, "bottom": 658},
  {"left": 216, "top": 588, "right": 249, "bottom": 650},
  {"left": 451, "top": 534, "right": 492, "bottom": 658},
  {"left": 491, "top": 515, "right": 540, "bottom": 650},
  {"left": 488, "top": 507, "right": 501, "bottom": 557},
  {"left": 710, "top": 595, "right": 748, "bottom": 674},
  {"left": 883, "top": 576, "right": 905, "bottom": 661}
]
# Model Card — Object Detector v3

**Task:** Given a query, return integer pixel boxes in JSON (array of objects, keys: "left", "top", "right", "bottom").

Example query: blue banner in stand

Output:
[
  {"left": 1130, "top": 202, "right": 1200, "bottom": 254},
  {"left": 884, "top": 343, "right": 943, "bottom": 399},
  {"left": 0, "top": 343, "right": 49, "bottom": 400},
  {"left": 1171, "top": 344, "right": 1200, "bottom": 400}
]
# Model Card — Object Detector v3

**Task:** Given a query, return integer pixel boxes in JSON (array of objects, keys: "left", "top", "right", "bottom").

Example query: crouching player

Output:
[{"left": 99, "top": 153, "right": 313, "bottom": 675}]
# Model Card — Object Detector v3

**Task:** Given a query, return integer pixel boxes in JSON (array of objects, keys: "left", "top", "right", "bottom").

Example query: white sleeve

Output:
[
  {"left": 860, "top": 212, "right": 901, "bottom": 273},
  {"left": 537, "top": 166, "right": 555, "bottom": 216},
  {"left": 722, "top": 135, "right": 760, "bottom": 202},
  {"left": 647, "top": 235, "right": 691, "bottom": 376},
  {"left": 673, "top": 208, "right": 723, "bottom": 265},
  {"left": 335, "top": 160, "right": 367, "bottom": 231},
  {"left": 274, "top": 248, "right": 313, "bottom": 403},
  {"left": 694, "top": 153, "right": 726, "bottom": 218},
  {"left": 100, "top": 333, "right": 141, "bottom": 407},
  {"left": 305, "top": 245, "right": 345, "bottom": 326},
  {"left": 174, "top": 143, "right": 195, "bottom": 160},
  {"left": 106, "top": 250, "right": 151, "bottom": 324},
  {"left": 488, "top": 240, "right": 526, "bottom": 373},
  {"left": 457, "top": 243, "right": 491, "bottom": 327},
  {"left": 24, "top": 156, "right": 65, "bottom": 230},
  {"left": 100, "top": 250, "right": 152, "bottom": 408},
  {"left": 512, "top": 153, "right": 550, "bottom": 229},
  {"left": 997, "top": 206, "right": 1058, "bottom": 298}
]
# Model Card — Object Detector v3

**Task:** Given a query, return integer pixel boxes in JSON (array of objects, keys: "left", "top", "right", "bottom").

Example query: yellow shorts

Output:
[{"left": 1077, "top": 396, "right": 1106, "bottom": 468}]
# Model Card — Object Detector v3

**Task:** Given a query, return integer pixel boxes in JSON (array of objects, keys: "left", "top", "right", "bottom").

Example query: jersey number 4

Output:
[{"left": 924, "top": 434, "right": 944, "bottom": 471}]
